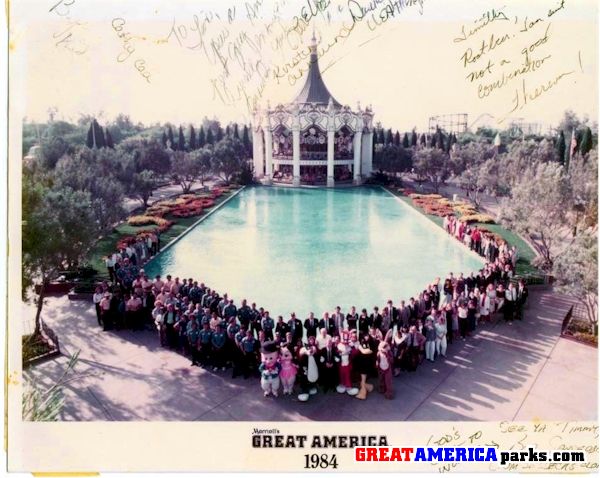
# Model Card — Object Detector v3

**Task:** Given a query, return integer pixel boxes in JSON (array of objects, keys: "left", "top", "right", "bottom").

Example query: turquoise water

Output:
[{"left": 145, "top": 187, "right": 483, "bottom": 318}]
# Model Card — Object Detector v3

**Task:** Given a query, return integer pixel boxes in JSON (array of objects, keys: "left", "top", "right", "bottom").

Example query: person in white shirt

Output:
[
  {"left": 316, "top": 327, "right": 331, "bottom": 350},
  {"left": 93, "top": 286, "right": 104, "bottom": 326},
  {"left": 435, "top": 316, "right": 448, "bottom": 357}
]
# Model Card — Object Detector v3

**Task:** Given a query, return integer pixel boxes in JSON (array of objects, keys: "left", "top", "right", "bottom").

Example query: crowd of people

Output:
[{"left": 92, "top": 216, "right": 529, "bottom": 400}]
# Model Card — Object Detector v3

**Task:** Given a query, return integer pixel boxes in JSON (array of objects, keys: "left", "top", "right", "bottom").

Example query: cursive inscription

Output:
[{"left": 112, "top": 18, "right": 152, "bottom": 83}]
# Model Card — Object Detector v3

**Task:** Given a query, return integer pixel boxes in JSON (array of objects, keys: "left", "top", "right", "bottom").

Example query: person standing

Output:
[
  {"left": 504, "top": 282, "right": 518, "bottom": 324},
  {"left": 424, "top": 317, "right": 436, "bottom": 362},
  {"left": 304, "top": 312, "right": 319, "bottom": 339},
  {"left": 288, "top": 313, "right": 303, "bottom": 345},
  {"left": 435, "top": 315, "right": 448, "bottom": 358}
]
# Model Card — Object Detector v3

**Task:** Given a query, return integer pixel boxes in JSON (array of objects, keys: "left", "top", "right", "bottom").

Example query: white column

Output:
[
  {"left": 362, "top": 131, "right": 373, "bottom": 179},
  {"left": 252, "top": 129, "right": 263, "bottom": 177},
  {"left": 353, "top": 131, "right": 363, "bottom": 185},
  {"left": 264, "top": 128, "right": 273, "bottom": 184},
  {"left": 292, "top": 127, "right": 300, "bottom": 187},
  {"left": 327, "top": 129, "right": 335, "bottom": 187}
]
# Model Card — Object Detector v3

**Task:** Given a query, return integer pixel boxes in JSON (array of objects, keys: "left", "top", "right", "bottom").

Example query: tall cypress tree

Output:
[
  {"left": 394, "top": 131, "right": 401, "bottom": 146},
  {"left": 233, "top": 123, "right": 240, "bottom": 140},
  {"left": 161, "top": 131, "right": 168, "bottom": 148},
  {"left": 206, "top": 128, "right": 214, "bottom": 145},
  {"left": 402, "top": 132, "right": 409, "bottom": 148},
  {"left": 86, "top": 122, "right": 94, "bottom": 148},
  {"left": 556, "top": 130, "right": 566, "bottom": 165},
  {"left": 198, "top": 126, "right": 206, "bottom": 147},
  {"left": 178, "top": 126, "right": 185, "bottom": 151},
  {"left": 105, "top": 128, "right": 115, "bottom": 149},
  {"left": 386, "top": 128, "right": 393, "bottom": 145},
  {"left": 242, "top": 125, "right": 251, "bottom": 154},
  {"left": 216, "top": 126, "right": 224, "bottom": 142},
  {"left": 225, "top": 125, "right": 231, "bottom": 137},
  {"left": 93, "top": 120, "right": 106, "bottom": 148},
  {"left": 420, "top": 133, "right": 426, "bottom": 146},
  {"left": 411, "top": 129, "right": 418, "bottom": 147},
  {"left": 167, "top": 126, "right": 175, "bottom": 150},
  {"left": 189, "top": 125, "right": 197, "bottom": 150},
  {"left": 580, "top": 126, "right": 593, "bottom": 157}
]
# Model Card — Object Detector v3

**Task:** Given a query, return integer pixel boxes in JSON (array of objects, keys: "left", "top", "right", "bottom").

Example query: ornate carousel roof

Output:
[{"left": 292, "top": 33, "right": 341, "bottom": 107}]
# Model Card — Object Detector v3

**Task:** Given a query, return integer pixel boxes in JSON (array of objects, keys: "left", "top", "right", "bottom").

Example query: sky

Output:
[{"left": 9, "top": 0, "right": 599, "bottom": 132}]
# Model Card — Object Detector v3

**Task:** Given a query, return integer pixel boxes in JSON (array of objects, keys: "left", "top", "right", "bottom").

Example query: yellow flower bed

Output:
[
  {"left": 128, "top": 215, "right": 172, "bottom": 227},
  {"left": 459, "top": 214, "right": 495, "bottom": 224},
  {"left": 409, "top": 193, "right": 443, "bottom": 200},
  {"left": 454, "top": 205, "right": 478, "bottom": 216}
]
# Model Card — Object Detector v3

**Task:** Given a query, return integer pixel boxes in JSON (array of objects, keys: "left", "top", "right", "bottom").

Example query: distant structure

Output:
[
  {"left": 428, "top": 113, "right": 468, "bottom": 134},
  {"left": 252, "top": 33, "right": 374, "bottom": 187}
]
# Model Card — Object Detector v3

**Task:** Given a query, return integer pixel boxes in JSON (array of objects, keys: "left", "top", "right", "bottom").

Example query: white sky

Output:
[{"left": 9, "top": 0, "right": 599, "bottom": 131}]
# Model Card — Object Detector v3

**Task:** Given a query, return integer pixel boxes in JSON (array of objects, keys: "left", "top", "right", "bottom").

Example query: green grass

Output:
[
  {"left": 87, "top": 189, "right": 238, "bottom": 277},
  {"left": 390, "top": 190, "right": 540, "bottom": 277}
]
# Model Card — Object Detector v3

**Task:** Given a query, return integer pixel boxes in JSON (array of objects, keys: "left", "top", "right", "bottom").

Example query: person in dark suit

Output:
[
  {"left": 287, "top": 312, "right": 303, "bottom": 345},
  {"left": 275, "top": 315, "right": 289, "bottom": 337},
  {"left": 346, "top": 306, "right": 358, "bottom": 331},
  {"left": 318, "top": 338, "right": 340, "bottom": 393},
  {"left": 304, "top": 312, "right": 319, "bottom": 339}
]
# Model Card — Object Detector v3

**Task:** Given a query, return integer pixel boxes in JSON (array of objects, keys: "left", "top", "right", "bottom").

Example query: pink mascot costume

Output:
[{"left": 279, "top": 346, "right": 298, "bottom": 395}]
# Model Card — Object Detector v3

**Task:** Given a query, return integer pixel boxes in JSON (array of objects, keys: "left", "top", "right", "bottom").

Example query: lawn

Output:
[
  {"left": 390, "top": 190, "right": 540, "bottom": 277},
  {"left": 87, "top": 188, "right": 239, "bottom": 278}
]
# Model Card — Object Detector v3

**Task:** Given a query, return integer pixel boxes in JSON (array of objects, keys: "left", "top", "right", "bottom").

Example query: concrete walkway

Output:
[{"left": 23, "top": 289, "right": 597, "bottom": 421}]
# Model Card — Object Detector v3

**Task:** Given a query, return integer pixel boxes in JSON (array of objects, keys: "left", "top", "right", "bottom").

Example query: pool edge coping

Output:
[
  {"left": 380, "top": 186, "right": 487, "bottom": 268},
  {"left": 142, "top": 186, "right": 246, "bottom": 272}
]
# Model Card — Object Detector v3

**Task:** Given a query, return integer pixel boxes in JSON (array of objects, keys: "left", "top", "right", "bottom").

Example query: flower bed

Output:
[
  {"left": 459, "top": 214, "right": 496, "bottom": 224},
  {"left": 128, "top": 215, "right": 172, "bottom": 228}
]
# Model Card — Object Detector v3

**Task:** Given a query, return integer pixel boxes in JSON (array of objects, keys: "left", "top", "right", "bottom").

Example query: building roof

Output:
[{"left": 292, "top": 34, "right": 341, "bottom": 107}]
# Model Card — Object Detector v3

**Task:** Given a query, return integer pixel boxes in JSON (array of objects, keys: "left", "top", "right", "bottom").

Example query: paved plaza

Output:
[{"left": 23, "top": 288, "right": 597, "bottom": 421}]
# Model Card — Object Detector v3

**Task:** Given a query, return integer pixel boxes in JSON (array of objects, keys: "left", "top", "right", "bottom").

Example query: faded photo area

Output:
[{"left": 9, "top": 0, "right": 598, "bottom": 429}]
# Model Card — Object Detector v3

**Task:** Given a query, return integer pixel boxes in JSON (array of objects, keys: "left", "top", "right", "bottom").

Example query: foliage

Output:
[
  {"left": 568, "top": 150, "right": 598, "bottom": 232},
  {"left": 498, "top": 161, "right": 569, "bottom": 270},
  {"left": 23, "top": 352, "right": 80, "bottom": 421},
  {"left": 212, "top": 137, "right": 246, "bottom": 183},
  {"left": 413, "top": 147, "right": 451, "bottom": 193},
  {"left": 374, "top": 144, "right": 412, "bottom": 175},
  {"left": 553, "top": 230, "right": 598, "bottom": 330},
  {"left": 23, "top": 179, "right": 99, "bottom": 337},
  {"left": 129, "top": 170, "right": 157, "bottom": 206}
]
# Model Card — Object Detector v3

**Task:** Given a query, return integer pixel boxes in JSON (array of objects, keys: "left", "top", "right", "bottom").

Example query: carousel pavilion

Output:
[{"left": 252, "top": 34, "right": 374, "bottom": 187}]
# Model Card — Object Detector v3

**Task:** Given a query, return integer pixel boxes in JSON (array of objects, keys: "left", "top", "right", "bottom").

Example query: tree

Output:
[
  {"left": 196, "top": 147, "right": 213, "bottom": 185},
  {"left": 198, "top": 126, "right": 206, "bottom": 148},
  {"left": 178, "top": 125, "right": 185, "bottom": 151},
  {"left": 161, "top": 131, "right": 168, "bottom": 148},
  {"left": 167, "top": 126, "right": 175, "bottom": 150},
  {"left": 579, "top": 127, "right": 593, "bottom": 157},
  {"left": 411, "top": 129, "right": 418, "bottom": 147},
  {"left": 450, "top": 141, "right": 495, "bottom": 176},
  {"left": 216, "top": 126, "right": 224, "bottom": 142},
  {"left": 119, "top": 138, "right": 171, "bottom": 176},
  {"left": 189, "top": 125, "right": 197, "bottom": 150},
  {"left": 23, "top": 180, "right": 99, "bottom": 340},
  {"left": 225, "top": 125, "right": 231, "bottom": 137},
  {"left": 498, "top": 161, "right": 570, "bottom": 270},
  {"left": 85, "top": 119, "right": 105, "bottom": 148},
  {"left": 105, "top": 128, "right": 115, "bottom": 149},
  {"left": 233, "top": 123, "right": 240, "bottom": 140},
  {"left": 132, "top": 170, "right": 158, "bottom": 206},
  {"left": 206, "top": 128, "right": 214, "bottom": 145},
  {"left": 54, "top": 148, "right": 126, "bottom": 230},
  {"left": 556, "top": 130, "right": 566, "bottom": 165},
  {"left": 553, "top": 229, "right": 598, "bottom": 334},
  {"left": 402, "top": 132, "right": 409, "bottom": 148},
  {"left": 170, "top": 148, "right": 212, "bottom": 193},
  {"left": 413, "top": 147, "right": 451, "bottom": 193},
  {"left": 393, "top": 131, "right": 401, "bottom": 147},
  {"left": 36, "top": 137, "right": 70, "bottom": 169},
  {"left": 212, "top": 137, "right": 246, "bottom": 183},
  {"left": 568, "top": 149, "right": 598, "bottom": 233},
  {"left": 242, "top": 125, "right": 251, "bottom": 155}
]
